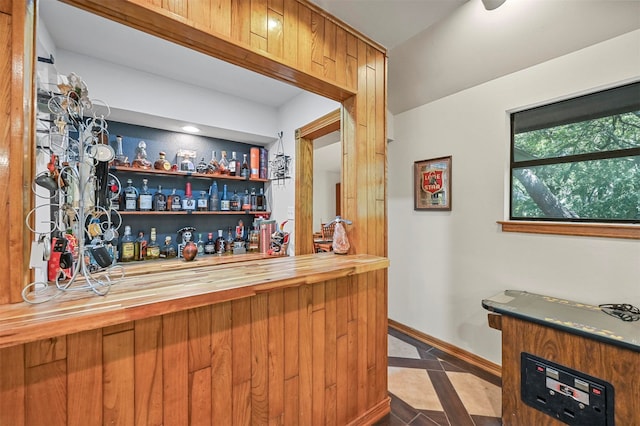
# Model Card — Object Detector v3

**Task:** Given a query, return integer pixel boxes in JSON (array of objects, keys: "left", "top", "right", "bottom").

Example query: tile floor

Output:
[{"left": 375, "top": 327, "right": 502, "bottom": 426}]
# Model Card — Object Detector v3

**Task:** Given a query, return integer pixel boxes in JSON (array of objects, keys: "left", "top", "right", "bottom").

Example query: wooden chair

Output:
[{"left": 313, "top": 222, "right": 336, "bottom": 253}]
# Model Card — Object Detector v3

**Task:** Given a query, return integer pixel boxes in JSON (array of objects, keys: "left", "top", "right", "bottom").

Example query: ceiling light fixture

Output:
[
  {"left": 482, "top": 0, "right": 506, "bottom": 10},
  {"left": 182, "top": 125, "right": 200, "bottom": 133}
]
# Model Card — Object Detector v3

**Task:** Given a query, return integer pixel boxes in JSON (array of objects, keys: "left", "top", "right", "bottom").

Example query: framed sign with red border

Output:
[{"left": 414, "top": 156, "right": 452, "bottom": 211}]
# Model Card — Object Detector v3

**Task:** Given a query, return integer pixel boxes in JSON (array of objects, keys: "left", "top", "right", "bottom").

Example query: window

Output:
[{"left": 510, "top": 82, "right": 640, "bottom": 224}]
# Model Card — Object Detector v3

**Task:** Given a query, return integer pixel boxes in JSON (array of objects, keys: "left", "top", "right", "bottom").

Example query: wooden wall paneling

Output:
[
  {"left": 26, "top": 359, "right": 66, "bottom": 425},
  {"left": 231, "top": 0, "right": 251, "bottom": 45},
  {"left": 297, "top": 3, "right": 312, "bottom": 73},
  {"left": 251, "top": 0, "right": 267, "bottom": 39},
  {"left": 232, "top": 298, "right": 252, "bottom": 425},
  {"left": 211, "top": 301, "right": 233, "bottom": 425},
  {"left": 346, "top": 277, "right": 358, "bottom": 419},
  {"left": 283, "top": 287, "right": 300, "bottom": 425},
  {"left": 375, "top": 270, "right": 388, "bottom": 402},
  {"left": 188, "top": 306, "right": 212, "bottom": 425},
  {"left": 134, "top": 316, "right": 163, "bottom": 426},
  {"left": 25, "top": 336, "right": 66, "bottom": 367},
  {"left": 312, "top": 282, "right": 326, "bottom": 425},
  {"left": 3, "top": 0, "right": 34, "bottom": 304},
  {"left": 211, "top": 0, "right": 232, "bottom": 37},
  {"left": 186, "top": 0, "right": 210, "bottom": 29},
  {"left": 323, "top": 19, "right": 336, "bottom": 81},
  {"left": 162, "top": 311, "right": 189, "bottom": 425},
  {"left": 298, "top": 284, "right": 313, "bottom": 425},
  {"left": 324, "top": 279, "right": 337, "bottom": 426},
  {"left": 188, "top": 306, "right": 212, "bottom": 372},
  {"left": 189, "top": 366, "right": 212, "bottom": 425},
  {"left": 268, "top": 289, "right": 285, "bottom": 425},
  {"left": 102, "top": 321, "right": 134, "bottom": 335},
  {"left": 267, "top": 8, "right": 284, "bottom": 58},
  {"left": 103, "top": 330, "right": 134, "bottom": 425},
  {"left": 0, "top": 8, "right": 13, "bottom": 305},
  {"left": 294, "top": 135, "right": 314, "bottom": 255},
  {"left": 0, "top": 345, "right": 25, "bottom": 426},
  {"left": 251, "top": 293, "right": 269, "bottom": 424},
  {"left": 67, "top": 330, "right": 102, "bottom": 426},
  {"left": 0, "top": 0, "right": 10, "bottom": 14},
  {"left": 366, "top": 272, "right": 378, "bottom": 406},
  {"left": 335, "top": 277, "right": 349, "bottom": 424},
  {"left": 282, "top": 0, "right": 298, "bottom": 66},
  {"left": 356, "top": 273, "right": 368, "bottom": 413},
  {"left": 310, "top": 11, "right": 324, "bottom": 76},
  {"left": 163, "top": 0, "right": 187, "bottom": 17}
]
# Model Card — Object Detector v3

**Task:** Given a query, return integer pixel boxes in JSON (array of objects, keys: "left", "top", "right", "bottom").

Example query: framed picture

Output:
[{"left": 414, "top": 156, "right": 452, "bottom": 211}]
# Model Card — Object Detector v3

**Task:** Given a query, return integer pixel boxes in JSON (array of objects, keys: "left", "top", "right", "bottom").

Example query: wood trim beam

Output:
[
  {"left": 498, "top": 221, "right": 640, "bottom": 240},
  {"left": 298, "top": 108, "right": 340, "bottom": 140}
]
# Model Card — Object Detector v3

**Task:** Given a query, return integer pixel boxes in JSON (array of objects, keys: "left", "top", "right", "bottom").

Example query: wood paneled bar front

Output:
[{"left": 0, "top": 254, "right": 390, "bottom": 425}]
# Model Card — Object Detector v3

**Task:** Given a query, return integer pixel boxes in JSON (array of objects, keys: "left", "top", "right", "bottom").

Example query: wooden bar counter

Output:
[{"left": 0, "top": 253, "right": 390, "bottom": 426}]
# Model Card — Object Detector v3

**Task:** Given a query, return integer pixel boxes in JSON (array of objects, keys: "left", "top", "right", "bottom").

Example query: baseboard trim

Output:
[
  {"left": 388, "top": 319, "right": 502, "bottom": 379},
  {"left": 347, "top": 396, "right": 390, "bottom": 426}
]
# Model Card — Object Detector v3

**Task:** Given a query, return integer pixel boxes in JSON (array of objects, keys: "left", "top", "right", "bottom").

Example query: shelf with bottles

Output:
[
  {"left": 110, "top": 165, "right": 269, "bottom": 182},
  {"left": 118, "top": 210, "right": 271, "bottom": 216}
]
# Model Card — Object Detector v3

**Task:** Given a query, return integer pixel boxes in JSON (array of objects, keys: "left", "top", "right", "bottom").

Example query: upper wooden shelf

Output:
[
  {"left": 111, "top": 165, "right": 269, "bottom": 182},
  {"left": 0, "top": 253, "right": 389, "bottom": 349}
]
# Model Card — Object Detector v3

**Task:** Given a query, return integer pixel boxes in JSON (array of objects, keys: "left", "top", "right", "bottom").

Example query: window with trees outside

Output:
[{"left": 510, "top": 82, "right": 640, "bottom": 224}]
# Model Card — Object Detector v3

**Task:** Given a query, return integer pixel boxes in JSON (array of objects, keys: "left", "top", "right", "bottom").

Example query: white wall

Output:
[{"left": 388, "top": 29, "right": 640, "bottom": 365}]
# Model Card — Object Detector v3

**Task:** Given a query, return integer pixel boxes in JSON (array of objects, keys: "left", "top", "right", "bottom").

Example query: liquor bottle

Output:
[
  {"left": 120, "top": 225, "right": 135, "bottom": 262},
  {"left": 220, "top": 184, "right": 230, "bottom": 211},
  {"left": 204, "top": 232, "right": 216, "bottom": 254},
  {"left": 154, "top": 151, "right": 171, "bottom": 171},
  {"left": 196, "top": 233, "right": 205, "bottom": 256},
  {"left": 146, "top": 228, "right": 160, "bottom": 259},
  {"left": 257, "top": 187, "right": 266, "bottom": 211},
  {"left": 225, "top": 227, "right": 234, "bottom": 254},
  {"left": 182, "top": 182, "right": 196, "bottom": 211},
  {"left": 196, "top": 157, "right": 208, "bottom": 174},
  {"left": 215, "top": 229, "right": 226, "bottom": 254},
  {"left": 248, "top": 221, "right": 260, "bottom": 252},
  {"left": 208, "top": 181, "right": 219, "bottom": 211},
  {"left": 138, "top": 178, "right": 153, "bottom": 211},
  {"left": 169, "top": 188, "right": 182, "bottom": 212},
  {"left": 241, "top": 154, "right": 250, "bottom": 179},
  {"left": 207, "top": 150, "right": 219, "bottom": 175},
  {"left": 135, "top": 231, "right": 147, "bottom": 261},
  {"left": 197, "top": 191, "right": 208, "bottom": 211},
  {"left": 160, "top": 236, "right": 177, "bottom": 259},
  {"left": 113, "top": 135, "right": 129, "bottom": 166},
  {"left": 153, "top": 185, "right": 167, "bottom": 211},
  {"left": 230, "top": 190, "right": 240, "bottom": 211},
  {"left": 219, "top": 151, "right": 229, "bottom": 175},
  {"left": 123, "top": 179, "right": 138, "bottom": 211},
  {"left": 241, "top": 189, "right": 251, "bottom": 211},
  {"left": 230, "top": 151, "right": 241, "bottom": 176},
  {"left": 250, "top": 188, "right": 257, "bottom": 211}
]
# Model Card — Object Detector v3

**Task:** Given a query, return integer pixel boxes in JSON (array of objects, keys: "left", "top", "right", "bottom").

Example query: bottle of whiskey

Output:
[
  {"left": 146, "top": 227, "right": 160, "bottom": 259},
  {"left": 196, "top": 233, "right": 205, "bottom": 256},
  {"left": 204, "top": 232, "right": 216, "bottom": 254},
  {"left": 241, "top": 154, "right": 250, "bottom": 179},
  {"left": 120, "top": 225, "right": 135, "bottom": 262},
  {"left": 257, "top": 187, "right": 266, "bottom": 211},
  {"left": 220, "top": 184, "right": 230, "bottom": 211},
  {"left": 160, "top": 236, "right": 177, "bottom": 259},
  {"left": 169, "top": 188, "right": 182, "bottom": 212},
  {"left": 138, "top": 179, "right": 153, "bottom": 211},
  {"left": 241, "top": 189, "right": 251, "bottom": 211},
  {"left": 154, "top": 151, "right": 171, "bottom": 171},
  {"left": 215, "top": 229, "right": 226, "bottom": 254},
  {"left": 228, "top": 151, "right": 238, "bottom": 176},
  {"left": 230, "top": 190, "right": 241, "bottom": 211},
  {"left": 208, "top": 181, "right": 219, "bottom": 211},
  {"left": 108, "top": 178, "right": 120, "bottom": 210},
  {"left": 196, "top": 157, "right": 208, "bottom": 174},
  {"left": 208, "top": 150, "right": 220, "bottom": 175},
  {"left": 197, "top": 191, "right": 208, "bottom": 211},
  {"left": 123, "top": 179, "right": 138, "bottom": 211},
  {"left": 225, "top": 227, "right": 234, "bottom": 255},
  {"left": 250, "top": 187, "right": 257, "bottom": 211},
  {"left": 219, "top": 151, "right": 229, "bottom": 175},
  {"left": 153, "top": 185, "right": 167, "bottom": 211},
  {"left": 135, "top": 231, "right": 147, "bottom": 261},
  {"left": 182, "top": 182, "right": 196, "bottom": 211}
]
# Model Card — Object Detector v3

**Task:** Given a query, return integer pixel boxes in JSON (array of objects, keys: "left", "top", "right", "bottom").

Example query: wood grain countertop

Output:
[{"left": 0, "top": 253, "right": 389, "bottom": 349}]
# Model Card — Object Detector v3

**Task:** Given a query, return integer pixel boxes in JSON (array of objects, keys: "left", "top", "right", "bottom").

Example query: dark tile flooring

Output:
[{"left": 374, "top": 327, "right": 502, "bottom": 426}]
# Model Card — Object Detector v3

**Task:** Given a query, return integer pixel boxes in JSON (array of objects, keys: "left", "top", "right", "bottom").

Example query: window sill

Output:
[{"left": 497, "top": 221, "right": 640, "bottom": 240}]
